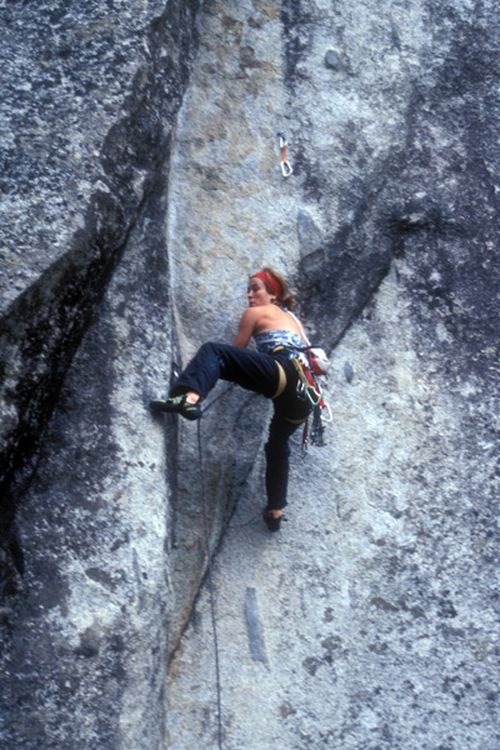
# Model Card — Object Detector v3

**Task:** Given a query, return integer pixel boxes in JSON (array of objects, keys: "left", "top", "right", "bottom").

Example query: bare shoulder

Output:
[
  {"left": 237, "top": 304, "right": 302, "bottom": 338},
  {"left": 253, "top": 304, "right": 300, "bottom": 334},
  {"left": 238, "top": 307, "right": 260, "bottom": 325}
]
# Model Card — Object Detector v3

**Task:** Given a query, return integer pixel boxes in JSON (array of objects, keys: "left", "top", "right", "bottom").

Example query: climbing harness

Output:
[
  {"left": 279, "top": 309, "right": 333, "bottom": 448},
  {"left": 294, "top": 349, "right": 332, "bottom": 415},
  {"left": 305, "top": 346, "right": 330, "bottom": 377},
  {"left": 270, "top": 345, "right": 331, "bottom": 451},
  {"left": 284, "top": 309, "right": 330, "bottom": 377},
  {"left": 278, "top": 132, "right": 293, "bottom": 177},
  {"left": 290, "top": 354, "right": 323, "bottom": 407}
]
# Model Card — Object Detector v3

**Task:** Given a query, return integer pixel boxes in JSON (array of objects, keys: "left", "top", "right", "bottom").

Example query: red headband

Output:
[{"left": 252, "top": 270, "right": 282, "bottom": 299}]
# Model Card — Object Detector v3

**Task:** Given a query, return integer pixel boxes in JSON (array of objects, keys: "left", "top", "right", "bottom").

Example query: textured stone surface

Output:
[
  {"left": 1, "top": 0, "right": 168, "bottom": 311},
  {"left": 0, "top": 2, "right": 201, "bottom": 749},
  {"left": 0, "top": 0, "right": 498, "bottom": 748},
  {"left": 0, "top": 0, "right": 200, "bottom": 538},
  {"left": 165, "top": 0, "right": 499, "bottom": 748},
  {"left": 167, "top": 272, "right": 498, "bottom": 750},
  {"left": 2, "top": 192, "right": 174, "bottom": 750}
]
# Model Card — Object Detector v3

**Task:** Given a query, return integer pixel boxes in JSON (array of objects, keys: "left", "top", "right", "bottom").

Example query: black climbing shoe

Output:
[
  {"left": 262, "top": 509, "right": 284, "bottom": 532},
  {"left": 150, "top": 395, "right": 201, "bottom": 421}
]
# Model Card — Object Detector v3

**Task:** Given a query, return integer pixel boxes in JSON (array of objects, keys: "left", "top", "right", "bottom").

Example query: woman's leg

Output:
[
  {"left": 152, "top": 342, "right": 283, "bottom": 419},
  {"left": 264, "top": 414, "right": 302, "bottom": 513},
  {"left": 263, "top": 358, "right": 312, "bottom": 516},
  {"left": 171, "top": 342, "right": 280, "bottom": 400}
]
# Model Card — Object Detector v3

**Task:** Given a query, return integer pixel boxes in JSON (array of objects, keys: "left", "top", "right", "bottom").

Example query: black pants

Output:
[{"left": 171, "top": 342, "right": 311, "bottom": 510}]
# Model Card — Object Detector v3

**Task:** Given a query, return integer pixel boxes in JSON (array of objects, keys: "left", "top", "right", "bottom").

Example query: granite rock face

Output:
[
  {"left": 0, "top": 2, "right": 201, "bottom": 749},
  {"left": 167, "top": 270, "right": 498, "bottom": 749},
  {"left": 164, "top": 0, "right": 498, "bottom": 747},
  {"left": 0, "top": 0, "right": 200, "bottom": 546},
  {"left": 1, "top": 0, "right": 498, "bottom": 749}
]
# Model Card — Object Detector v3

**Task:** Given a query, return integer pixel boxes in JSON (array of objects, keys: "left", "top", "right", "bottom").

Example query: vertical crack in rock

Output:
[
  {"left": 161, "top": 0, "right": 294, "bottom": 661},
  {"left": 0, "top": 2, "right": 203, "bottom": 748},
  {"left": 0, "top": 0, "right": 202, "bottom": 590},
  {"left": 1, "top": 0, "right": 498, "bottom": 748}
]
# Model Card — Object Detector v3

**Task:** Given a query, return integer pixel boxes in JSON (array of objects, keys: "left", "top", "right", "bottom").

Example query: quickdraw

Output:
[
  {"left": 291, "top": 355, "right": 332, "bottom": 417},
  {"left": 289, "top": 352, "right": 332, "bottom": 452},
  {"left": 277, "top": 132, "right": 293, "bottom": 177},
  {"left": 291, "top": 355, "right": 322, "bottom": 406},
  {"left": 271, "top": 338, "right": 332, "bottom": 450}
]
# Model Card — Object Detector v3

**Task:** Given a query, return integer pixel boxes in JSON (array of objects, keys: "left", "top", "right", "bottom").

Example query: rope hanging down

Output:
[
  {"left": 197, "top": 417, "right": 224, "bottom": 750},
  {"left": 177, "top": 368, "right": 328, "bottom": 744}
]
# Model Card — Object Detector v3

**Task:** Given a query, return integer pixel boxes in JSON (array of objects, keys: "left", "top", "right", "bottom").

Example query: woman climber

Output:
[{"left": 150, "top": 267, "right": 312, "bottom": 531}]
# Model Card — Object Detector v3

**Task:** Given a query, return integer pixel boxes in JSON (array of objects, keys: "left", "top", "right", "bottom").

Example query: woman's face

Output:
[{"left": 247, "top": 277, "right": 275, "bottom": 307}]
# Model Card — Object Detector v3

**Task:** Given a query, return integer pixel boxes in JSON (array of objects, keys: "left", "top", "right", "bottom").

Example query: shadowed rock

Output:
[{"left": 1, "top": 0, "right": 498, "bottom": 749}]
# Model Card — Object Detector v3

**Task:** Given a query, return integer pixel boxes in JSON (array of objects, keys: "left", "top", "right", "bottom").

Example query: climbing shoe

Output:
[
  {"left": 262, "top": 509, "right": 284, "bottom": 532},
  {"left": 149, "top": 395, "right": 201, "bottom": 421}
]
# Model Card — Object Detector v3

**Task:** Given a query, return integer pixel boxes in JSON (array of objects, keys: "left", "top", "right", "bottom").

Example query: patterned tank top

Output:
[{"left": 253, "top": 329, "right": 305, "bottom": 355}]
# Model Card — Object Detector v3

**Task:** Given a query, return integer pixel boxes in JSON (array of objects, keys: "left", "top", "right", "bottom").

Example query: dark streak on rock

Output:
[{"left": 0, "top": 0, "right": 202, "bottom": 594}]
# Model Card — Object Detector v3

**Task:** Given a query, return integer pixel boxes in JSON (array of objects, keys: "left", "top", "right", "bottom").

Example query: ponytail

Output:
[{"left": 260, "top": 266, "right": 297, "bottom": 310}]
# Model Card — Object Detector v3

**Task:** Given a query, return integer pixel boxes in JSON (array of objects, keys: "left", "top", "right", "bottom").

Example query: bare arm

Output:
[{"left": 233, "top": 308, "right": 257, "bottom": 348}]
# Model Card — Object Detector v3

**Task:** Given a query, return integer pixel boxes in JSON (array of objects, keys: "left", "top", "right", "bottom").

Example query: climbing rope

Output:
[
  {"left": 184, "top": 372, "right": 328, "bottom": 746},
  {"left": 201, "top": 384, "right": 235, "bottom": 415},
  {"left": 196, "top": 417, "right": 224, "bottom": 750}
]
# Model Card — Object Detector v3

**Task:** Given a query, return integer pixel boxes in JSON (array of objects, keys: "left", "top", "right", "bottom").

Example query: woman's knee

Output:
[
  {"left": 198, "top": 341, "right": 218, "bottom": 356},
  {"left": 194, "top": 341, "right": 227, "bottom": 368}
]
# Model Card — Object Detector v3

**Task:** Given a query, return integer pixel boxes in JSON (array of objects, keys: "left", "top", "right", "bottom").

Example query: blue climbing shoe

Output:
[{"left": 150, "top": 395, "right": 201, "bottom": 421}]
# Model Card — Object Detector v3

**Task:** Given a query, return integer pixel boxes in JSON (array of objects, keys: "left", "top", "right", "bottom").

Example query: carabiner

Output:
[
  {"left": 278, "top": 133, "right": 293, "bottom": 178},
  {"left": 305, "top": 384, "right": 322, "bottom": 407},
  {"left": 320, "top": 400, "right": 333, "bottom": 422}
]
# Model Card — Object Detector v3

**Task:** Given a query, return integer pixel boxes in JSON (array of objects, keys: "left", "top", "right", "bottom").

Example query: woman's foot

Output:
[
  {"left": 262, "top": 508, "right": 283, "bottom": 532},
  {"left": 150, "top": 394, "right": 202, "bottom": 421}
]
